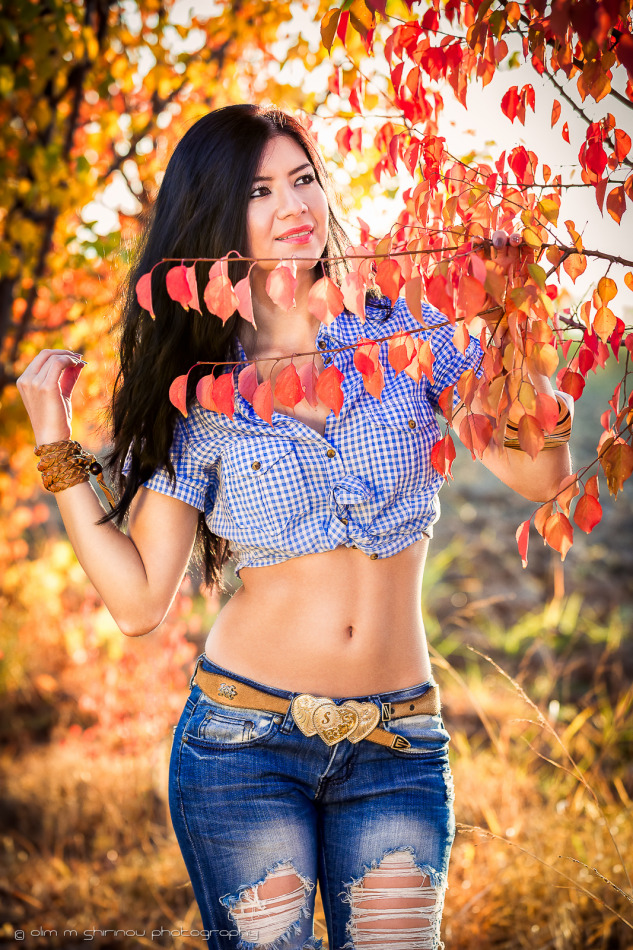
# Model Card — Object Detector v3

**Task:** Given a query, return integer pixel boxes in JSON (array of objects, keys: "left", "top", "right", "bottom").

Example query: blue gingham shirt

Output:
[{"left": 130, "top": 297, "right": 483, "bottom": 575}]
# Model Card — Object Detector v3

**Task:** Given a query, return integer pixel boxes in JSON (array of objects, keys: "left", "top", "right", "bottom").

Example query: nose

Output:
[{"left": 277, "top": 184, "right": 307, "bottom": 218}]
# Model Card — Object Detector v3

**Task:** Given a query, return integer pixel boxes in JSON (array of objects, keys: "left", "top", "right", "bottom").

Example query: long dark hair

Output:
[{"left": 102, "top": 104, "right": 350, "bottom": 590}]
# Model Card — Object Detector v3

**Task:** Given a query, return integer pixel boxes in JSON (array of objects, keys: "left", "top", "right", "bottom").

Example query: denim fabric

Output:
[
  {"left": 130, "top": 298, "right": 483, "bottom": 575},
  {"left": 169, "top": 655, "right": 456, "bottom": 950}
]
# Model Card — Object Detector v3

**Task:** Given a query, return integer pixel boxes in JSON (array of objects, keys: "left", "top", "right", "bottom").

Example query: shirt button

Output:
[
  {"left": 408, "top": 419, "right": 416, "bottom": 429},
  {"left": 317, "top": 340, "right": 327, "bottom": 349},
  {"left": 340, "top": 517, "right": 348, "bottom": 525},
  {"left": 370, "top": 553, "right": 378, "bottom": 560},
  {"left": 252, "top": 461, "right": 261, "bottom": 470},
  {"left": 326, "top": 448, "right": 336, "bottom": 458}
]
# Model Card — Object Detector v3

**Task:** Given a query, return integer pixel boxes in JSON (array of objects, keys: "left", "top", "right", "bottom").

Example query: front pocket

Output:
[
  {"left": 384, "top": 713, "right": 451, "bottom": 756},
  {"left": 219, "top": 437, "right": 309, "bottom": 535},
  {"left": 182, "top": 693, "right": 280, "bottom": 752}
]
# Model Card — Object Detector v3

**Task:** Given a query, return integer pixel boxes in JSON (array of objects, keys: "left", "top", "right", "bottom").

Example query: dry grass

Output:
[{"left": 1, "top": 666, "right": 631, "bottom": 950}]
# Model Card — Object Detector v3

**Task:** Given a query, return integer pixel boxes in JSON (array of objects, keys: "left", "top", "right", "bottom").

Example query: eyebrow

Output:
[{"left": 252, "top": 163, "right": 313, "bottom": 182}]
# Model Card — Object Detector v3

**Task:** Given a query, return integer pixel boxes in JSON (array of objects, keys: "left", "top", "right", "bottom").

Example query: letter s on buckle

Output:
[{"left": 391, "top": 735, "right": 411, "bottom": 751}]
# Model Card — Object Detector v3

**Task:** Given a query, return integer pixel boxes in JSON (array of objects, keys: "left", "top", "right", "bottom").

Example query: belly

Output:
[{"left": 204, "top": 541, "right": 433, "bottom": 696}]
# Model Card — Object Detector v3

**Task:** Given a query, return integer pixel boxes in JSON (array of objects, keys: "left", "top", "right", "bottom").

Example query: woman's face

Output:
[{"left": 246, "top": 134, "right": 329, "bottom": 275}]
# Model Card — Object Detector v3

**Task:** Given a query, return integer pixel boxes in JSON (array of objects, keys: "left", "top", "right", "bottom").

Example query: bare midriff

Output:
[{"left": 204, "top": 539, "right": 432, "bottom": 698}]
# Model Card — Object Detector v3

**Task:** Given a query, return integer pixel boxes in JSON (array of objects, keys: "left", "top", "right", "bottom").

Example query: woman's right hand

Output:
[{"left": 16, "top": 349, "right": 86, "bottom": 447}]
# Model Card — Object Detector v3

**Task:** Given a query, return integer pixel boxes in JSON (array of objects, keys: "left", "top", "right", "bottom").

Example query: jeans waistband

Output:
[{"left": 193, "top": 654, "right": 437, "bottom": 706}]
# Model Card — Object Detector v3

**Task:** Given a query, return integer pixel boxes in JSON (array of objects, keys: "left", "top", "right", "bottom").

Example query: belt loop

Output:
[{"left": 189, "top": 654, "right": 203, "bottom": 690}]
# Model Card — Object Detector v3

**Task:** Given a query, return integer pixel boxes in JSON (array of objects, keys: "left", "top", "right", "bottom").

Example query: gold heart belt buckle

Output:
[{"left": 291, "top": 695, "right": 380, "bottom": 746}]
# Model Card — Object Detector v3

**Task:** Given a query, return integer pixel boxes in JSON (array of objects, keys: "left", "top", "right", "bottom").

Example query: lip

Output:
[{"left": 276, "top": 226, "right": 314, "bottom": 243}]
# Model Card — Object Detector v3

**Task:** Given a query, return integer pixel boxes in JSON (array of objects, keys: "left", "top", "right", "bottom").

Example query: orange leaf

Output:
[
  {"left": 556, "top": 473, "right": 580, "bottom": 516},
  {"left": 375, "top": 258, "right": 404, "bottom": 302},
  {"left": 456, "top": 274, "right": 486, "bottom": 324},
  {"left": 315, "top": 364, "right": 345, "bottom": 416},
  {"left": 274, "top": 364, "right": 303, "bottom": 409},
  {"left": 458, "top": 413, "right": 493, "bottom": 459},
  {"left": 593, "top": 306, "right": 617, "bottom": 343},
  {"left": 308, "top": 276, "right": 344, "bottom": 325},
  {"left": 534, "top": 392, "right": 561, "bottom": 433},
  {"left": 438, "top": 386, "right": 454, "bottom": 424},
  {"left": 562, "top": 122, "right": 570, "bottom": 143},
  {"left": 562, "top": 253, "right": 587, "bottom": 283},
  {"left": 266, "top": 261, "right": 297, "bottom": 311},
  {"left": 573, "top": 491, "right": 602, "bottom": 533},
  {"left": 185, "top": 264, "right": 201, "bottom": 313},
  {"left": 136, "top": 272, "right": 155, "bottom": 318},
  {"left": 252, "top": 379, "right": 274, "bottom": 425},
  {"left": 606, "top": 185, "right": 626, "bottom": 223},
  {"left": 516, "top": 518, "right": 530, "bottom": 568},
  {"left": 543, "top": 511, "right": 574, "bottom": 560},
  {"left": 517, "top": 414, "right": 544, "bottom": 459},
  {"left": 527, "top": 342, "right": 558, "bottom": 377},
  {"left": 361, "top": 364, "right": 385, "bottom": 400},
  {"left": 599, "top": 437, "right": 633, "bottom": 497},
  {"left": 453, "top": 323, "right": 470, "bottom": 355},
  {"left": 354, "top": 341, "right": 379, "bottom": 377},
  {"left": 204, "top": 274, "right": 239, "bottom": 324},
  {"left": 551, "top": 99, "right": 561, "bottom": 127},
  {"left": 321, "top": 8, "right": 341, "bottom": 51},
  {"left": 388, "top": 332, "right": 415, "bottom": 375},
  {"left": 614, "top": 128, "right": 632, "bottom": 164},
  {"left": 624, "top": 272, "right": 633, "bottom": 292},
  {"left": 534, "top": 501, "right": 553, "bottom": 537},
  {"left": 168, "top": 374, "right": 188, "bottom": 416},
  {"left": 585, "top": 474, "right": 600, "bottom": 498},
  {"left": 597, "top": 276, "right": 617, "bottom": 305}
]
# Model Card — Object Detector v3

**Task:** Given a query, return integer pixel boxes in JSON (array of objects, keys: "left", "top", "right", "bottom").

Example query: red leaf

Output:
[
  {"left": 166, "top": 265, "right": 192, "bottom": 310},
  {"left": 168, "top": 374, "right": 188, "bottom": 416},
  {"left": 315, "top": 364, "right": 345, "bottom": 416},
  {"left": 298, "top": 361, "right": 318, "bottom": 408},
  {"left": 213, "top": 373, "right": 235, "bottom": 419},
  {"left": 252, "top": 379, "right": 274, "bottom": 425},
  {"left": 573, "top": 491, "right": 602, "bottom": 533},
  {"left": 266, "top": 261, "right": 297, "bottom": 311},
  {"left": 238, "top": 363, "right": 258, "bottom": 403},
  {"left": 361, "top": 364, "right": 385, "bottom": 400},
  {"left": 438, "top": 386, "right": 454, "bottom": 424},
  {"left": 559, "top": 369, "right": 585, "bottom": 400},
  {"left": 562, "top": 122, "right": 570, "bottom": 143},
  {"left": 614, "top": 128, "right": 632, "bottom": 164},
  {"left": 375, "top": 258, "right": 404, "bottom": 302},
  {"left": 354, "top": 341, "right": 379, "bottom": 377},
  {"left": 456, "top": 274, "right": 486, "bottom": 323},
  {"left": 551, "top": 99, "right": 561, "bottom": 127},
  {"left": 586, "top": 474, "right": 600, "bottom": 498},
  {"left": 341, "top": 271, "right": 366, "bottom": 321},
  {"left": 458, "top": 413, "right": 493, "bottom": 459},
  {"left": 615, "top": 32, "right": 633, "bottom": 75},
  {"left": 543, "top": 511, "right": 574, "bottom": 560},
  {"left": 204, "top": 274, "right": 239, "bottom": 324},
  {"left": 534, "top": 392, "right": 560, "bottom": 432},
  {"left": 431, "top": 432, "right": 456, "bottom": 480},
  {"left": 274, "top": 364, "right": 304, "bottom": 409},
  {"left": 516, "top": 518, "right": 530, "bottom": 569},
  {"left": 136, "top": 272, "right": 155, "bottom": 318},
  {"left": 196, "top": 375, "right": 216, "bottom": 412},
  {"left": 453, "top": 323, "right": 470, "bottom": 355},
  {"left": 308, "top": 276, "right": 344, "bottom": 325},
  {"left": 518, "top": 414, "right": 545, "bottom": 459},
  {"left": 501, "top": 86, "right": 519, "bottom": 122},
  {"left": 234, "top": 277, "right": 256, "bottom": 327}
]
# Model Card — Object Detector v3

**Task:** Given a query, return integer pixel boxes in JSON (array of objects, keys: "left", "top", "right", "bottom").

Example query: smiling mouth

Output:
[{"left": 276, "top": 228, "right": 314, "bottom": 241}]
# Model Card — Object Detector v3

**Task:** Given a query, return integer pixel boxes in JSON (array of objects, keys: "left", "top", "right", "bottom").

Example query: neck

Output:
[{"left": 240, "top": 265, "right": 321, "bottom": 359}]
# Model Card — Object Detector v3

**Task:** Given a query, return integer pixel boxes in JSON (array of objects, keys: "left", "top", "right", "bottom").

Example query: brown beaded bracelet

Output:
[{"left": 34, "top": 439, "right": 115, "bottom": 509}]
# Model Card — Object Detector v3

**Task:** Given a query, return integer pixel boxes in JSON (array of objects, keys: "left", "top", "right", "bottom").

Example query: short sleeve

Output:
[
  {"left": 421, "top": 303, "right": 484, "bottom": 411},
  {"left": 123, "top": 411, "right": 218, "bottom": 512}
]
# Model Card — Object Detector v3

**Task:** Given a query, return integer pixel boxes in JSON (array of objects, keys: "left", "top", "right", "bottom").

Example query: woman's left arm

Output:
[{"left": 453, "top": 368, "right": 573, "bottom": 504}]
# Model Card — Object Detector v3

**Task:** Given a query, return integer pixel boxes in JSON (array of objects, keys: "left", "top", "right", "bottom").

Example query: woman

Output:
[{"left": 17, "top": 104, "right": 572, "bottom": 950}]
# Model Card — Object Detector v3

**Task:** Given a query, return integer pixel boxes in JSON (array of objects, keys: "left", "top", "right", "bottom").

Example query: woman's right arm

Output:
[{"left": 17, "top": 349, "right": 200, "bottom": 637}]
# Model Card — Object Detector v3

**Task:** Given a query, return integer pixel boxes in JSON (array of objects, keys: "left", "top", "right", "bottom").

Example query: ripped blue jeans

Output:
[{"left": 169, "top": 655, "right": 455, "bottom": 950}]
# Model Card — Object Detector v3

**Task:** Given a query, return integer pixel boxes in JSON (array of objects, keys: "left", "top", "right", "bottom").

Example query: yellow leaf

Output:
[{"left": 537, "top": 197, "right": 559, "bottom": 225}]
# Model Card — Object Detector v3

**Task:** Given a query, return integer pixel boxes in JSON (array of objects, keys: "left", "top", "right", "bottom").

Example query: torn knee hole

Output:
[
  {"left": 225, "top": 861, "right": 313, "bottom": 948},
  {"left": 346, "top": 850, "right": 445, "bottom": 949}
]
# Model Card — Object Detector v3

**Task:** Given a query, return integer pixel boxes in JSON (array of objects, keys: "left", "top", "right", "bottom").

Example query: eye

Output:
[
  {"left": 296, "top": 172, "right": 316, "bottom": 186},
  {"left": 249, "top": 185, "right": 270, "bottom": 199}
]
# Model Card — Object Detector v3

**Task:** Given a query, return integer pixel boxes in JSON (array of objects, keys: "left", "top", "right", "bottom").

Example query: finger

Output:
[
  {"left": 38, "top": 353, "right": 84, "bottom": 391},
  {"left": 19, "top": 349, "right": 83, "bottom": 381},
  {"left": 59, "top": 361, "right": 85, "bottom": 400}
]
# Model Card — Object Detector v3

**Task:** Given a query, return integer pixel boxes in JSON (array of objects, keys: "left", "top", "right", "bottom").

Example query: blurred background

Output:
[{"left": 1, "top": 1, "right": 632, "bottom": 947}]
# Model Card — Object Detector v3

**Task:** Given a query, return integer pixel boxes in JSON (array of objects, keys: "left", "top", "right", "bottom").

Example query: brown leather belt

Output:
[{"left": 193, "top": 667, "right": 441, "bottom": 752}]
